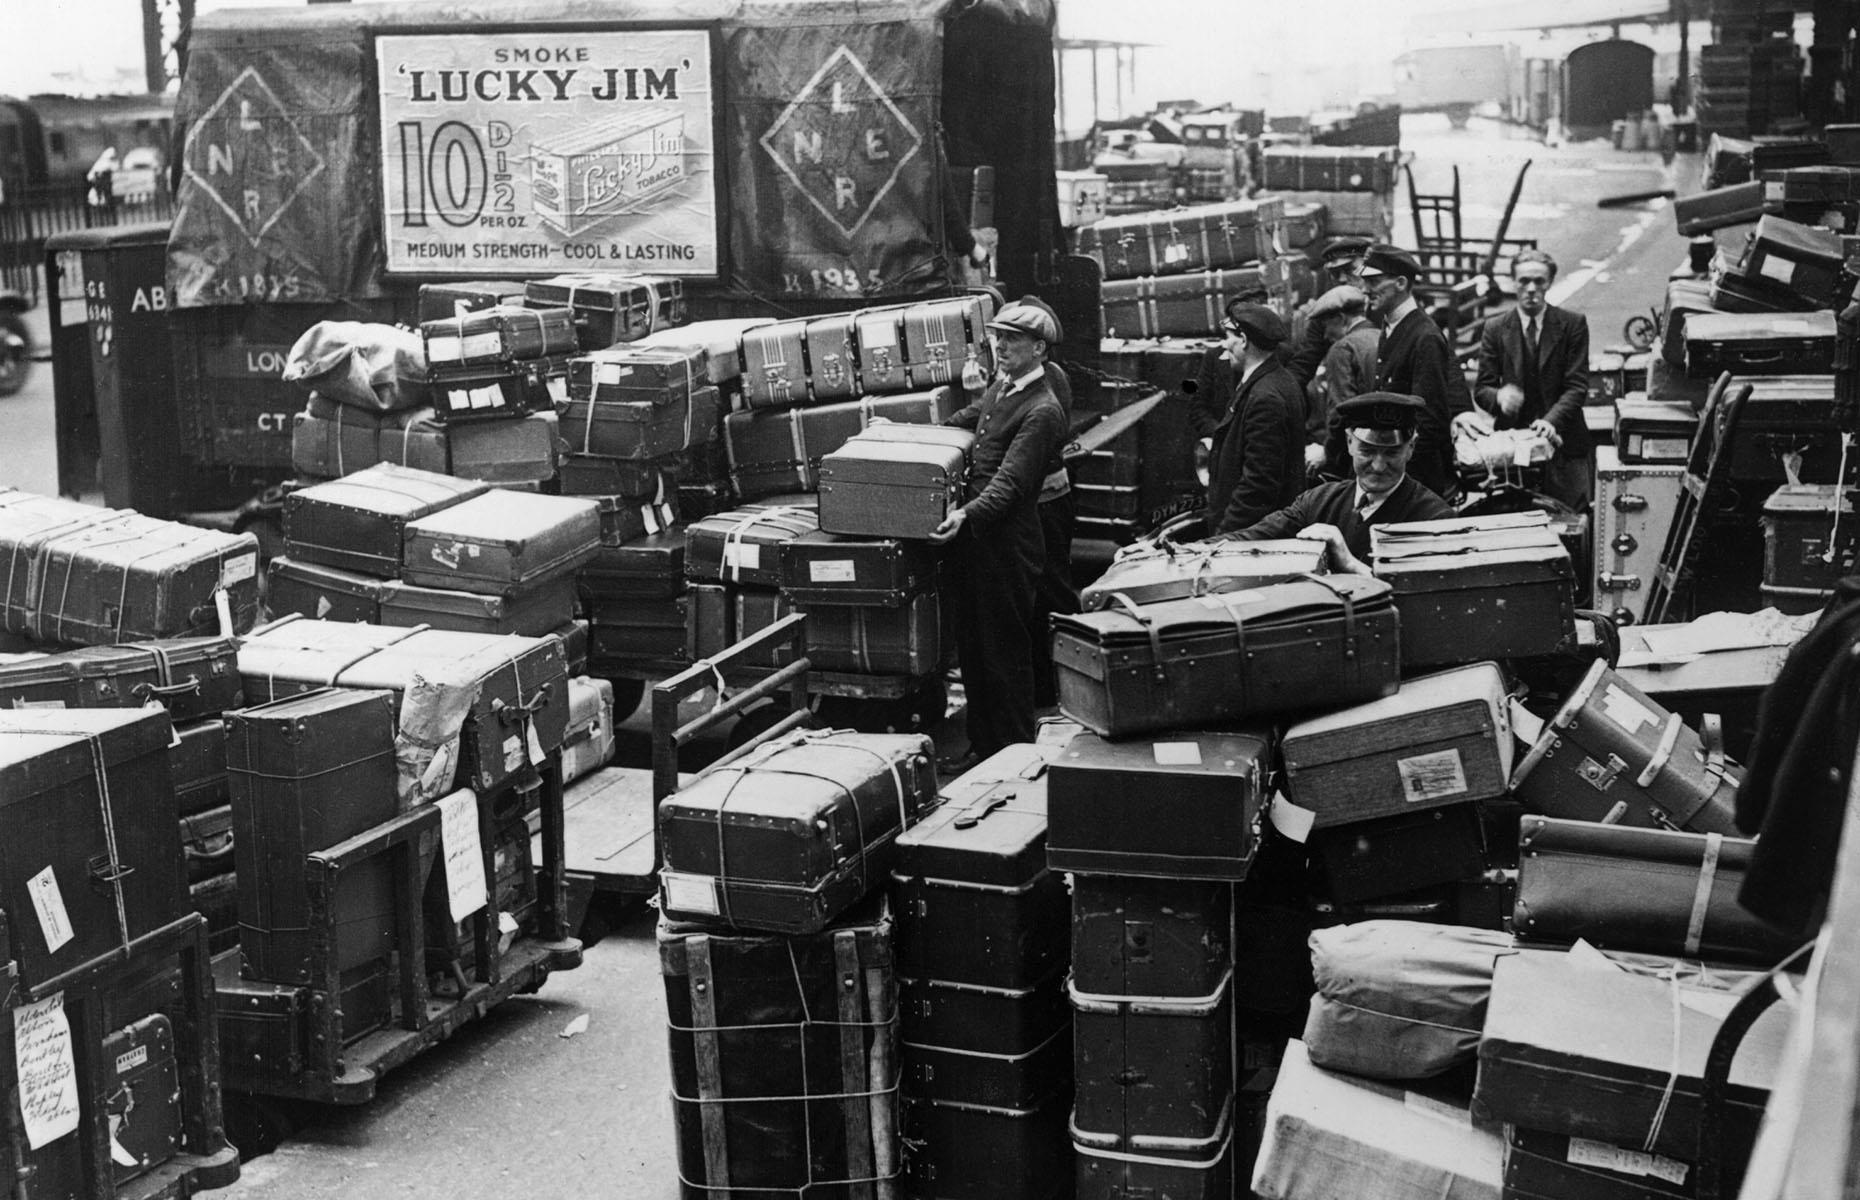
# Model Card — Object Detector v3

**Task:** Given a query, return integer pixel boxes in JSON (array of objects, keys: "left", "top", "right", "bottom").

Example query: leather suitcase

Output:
[
  {"left": 378, "top": 574, "right": 578, "bottom": 637},
  {"left": 1658, "top": 278, "right": 1719, "bottom": 370},
  {"left": 1474, "top": 949, "right": 1784, "bottom": 1162},
  {"left": 401, "top": 491, "right": 601, "bottom": 595},
  {"left": 419, "top": 304, "right": 577, "bottom": 368},
  {"left": 557, "top": 454, "right": 681, "bottom": 501},
  {"left": 901, "top": 971, "right": 1070, "bottom": 1107},
  {"left": 587, "top": 596, "right": 689, "bottom": 664},
  {"left": 893, "top": 744, "right": 1069, "bottom": 991},
  {"left": 1071, "top": 970, "right": 1234, "bottom": 1148},
  {"left": 1711, "top": 374, "right": 1847, "bottom": 485},
  {"left": 1050, "top": 576, "right": 1400, "bottom": 739},
  {"left": 1049, "top": 729, "right": 1269, "bottom": 880},
  {"left": 522, "top": 274, "right": 655, "bottom": 348},
  {"left": 1761, "top": 484, "right": 1856, "bottom": 591},
  {"left": 172, "top": 716, "right": 229, "bottom": 818},
  {"left": 446, "top": 411, "right": 561, "bottom": 485},
  {"left": 578, "top": 529, "right": 688, "bottom": 601},
  {"left": 805, "top": 312, "right": 862, "bottom": 400},
  {"left": 657, "top": 730, "right": 937, "bottom": 934},
  {"left": 427, "top": 358, "right": 558, "bottom": 424},
  {"left": 631, "top": 317, "right": 779, "bottom": 386},
  {"left": 740, "top": 320, "right": 813, "bottom": 408},
  {"left": 8, "top": 509, "right": 262, "bottom": 645},
  {"left": 1683, "top": 310, "right": 1837, "bottom": 379},
  {"left": 659, "top": 903, "right": 897, "bottom": 1198},
  {"left": 0, "top": 708, "right": 186, "bottom": 988},
  {"left": 1251, "top": 1042, "right": 1503, "bottom": 1200},
  {"left": 818, "top": 430, "right": 971, "bottom": 540},
  {"left": 579, "top": 493, "right": 679, "bottom": 549},
  {"left": 181, "top": 803, "right": 235, "bottom": 884},
  {"left": 267, "top": 556, "right": 388, "bottom": 623},
  {"left": 228, "top": 687, "right": 401, "bottom": 985},
  {"left": 725, "top": 389, "right": 961, "bottom": 502},
  {"left": 416, "top": 279, "right": 525, "bottom": 322},
  {"left": 1503, "top": 1125, "right": 1696, "bottom": 1200},
  {"left": 1513, "top": 815, "right": 1800, "bottom": 965},
  {"left": 1673, "top": 180, "right": 1778, "bottom": 235},
  {"left": 904, "top": 296, "right": 994, "bottom": 390},
  {"left": 1261, "top": 146, "right": 1398, "bottom": 193},
  {"left": 1507, "top": 661, "right": 1741, "bottom": 834},
  {"left": 802, "top": 591, "right": 942, "bottom": 675},
  {"left": 1099, "top": 264, "right": 1287, "bottom": 338},
  {"left": 561, "top": 383, "right": 721, "bottom": 459},
  {"left": 1614, "top": 398, "right": 1697, "bottom": 463},
  {"left": 901, "top": 1091, "right": 1072, "bottom": 1200},
  {"left": 778, "top": 528, "right": 940, "bottom": 607},
  {"left": 1762, "top": 164, "right": 1860, "bottom": 203},
  {"left": 853, "top": 306, "right": 912, "bottom": 394},
  {"left": 283, "top": 463, "right": 488, "bottom": 578},
  {"left": 1078, "top": 199, "right": 1281, "bottom": 279},
  {"left": 0, "top": 635, "right": 241, "bottom": 721},
  {"left": 1079, "top": 538, "right": 1324, "bottom": 611},
  {"left": 685, "top": 503, "right": 820, "bottom": 588},
  {"left": 1739, "top": 213, "right": 1847, "bottom": 306},
  {"left": 1308, "top": 803, "right": 1488, "bottom": 904},
  {"left": 569, "top": 345, "right": 709, "bottom": 404},
  {"left": 1076, "top": 1110, "right": 1233, "bottom": 1200},
  {"left": 1371, "top": 513, "right": 1577, "bottom": 668},
  {"left": 1070, "top": 875, "right": 1231, "bottom": 1000},
  {"left": 1282, "top": 662, "right": 1512, "bottom": 828}
]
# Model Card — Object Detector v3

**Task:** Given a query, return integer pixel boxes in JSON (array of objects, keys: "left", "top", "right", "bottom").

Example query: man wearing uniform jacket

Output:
[
  {"left": 1226, "top": 392, "right": 1454, "bottom": 568},
  {"left": 933, "top": 302, "right": 1069, "bottom": 771},
  {"left": 1283, "top": 236, "right": 1372, "bottom": 386},
  {"left": 1018, "top": 295, "right": 1082, "bottom": 708},
  {"left": 1303, "top": 284, "right": 1379, "bottom": 472},
  {"left": 1206, "top": 302, "right": 1308, "bottom": 535}
]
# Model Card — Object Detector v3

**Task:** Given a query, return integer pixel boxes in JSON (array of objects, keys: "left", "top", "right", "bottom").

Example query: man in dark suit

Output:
[
  {"left": 1465, "top": 249, "right": 1594, "bottom": 509},
  {"left": 1226, "top": 392, "right": 1455, "bottom": 566},
  {"left": 1327, "top": 245, "right": 1467, "bottom": 500},
  {"left": 1205, "top": 302, "right": 1308, "bottom": 534}
]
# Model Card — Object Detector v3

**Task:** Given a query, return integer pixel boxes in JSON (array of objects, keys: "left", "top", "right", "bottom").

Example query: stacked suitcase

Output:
[
  {"left": 1258, "top": 146, "right": 1400, "bottom": 240},
  {"left": 1076, "top": 198, "right": 1293, "bottom": 338},
  {"left": 419, "top": 300, "right": 579, "bottom": 485},
  {"left": 1074, "top": 343, "right": 1222, "bottom": 543}
]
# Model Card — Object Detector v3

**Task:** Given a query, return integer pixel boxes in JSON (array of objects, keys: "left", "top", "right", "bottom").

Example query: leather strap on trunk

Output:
[
  {"left": 684, "top": 935, "right": 731, "bottom": 1190},
  {"left": 1111, "top": 593, "right": 1169, "bottom": 683},
  {"left": 1686, "top": 834, "right": 1724, "bottom": 958},
  {"left": 1297, "top": 574, "right": 1358, "bottom": 659}
]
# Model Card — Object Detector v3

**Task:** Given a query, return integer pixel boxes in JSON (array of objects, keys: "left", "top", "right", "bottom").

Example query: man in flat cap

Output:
[
  {"left": 933, "top": 301, "right": 1069, "bottom": 772},
  {"left": 1282, "top": 237, "right": 1372, "bottom": 387},
  {"left": 1016, "top": 294, "right": 1082, "bottom": 707},
  {"left": 1302, "top": 284, "right": 1379, "bottom": 471},
  {"left": 1225, "top": 391, "right": 1453, "bottom": 569},
  {"left": 1339, "top": 244, "right": 1470, "bottom": 500},
  {"left": 1206, "top": 300, "right": 1308, "bottom": 535}
]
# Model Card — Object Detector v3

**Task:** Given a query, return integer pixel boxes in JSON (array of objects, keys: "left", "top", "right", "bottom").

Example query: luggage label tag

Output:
[
  {"left": 436, "top": 789, "right": 489, "bottom": 924},
  {"left": 26, "top": 866, "right": 74, "bottom": 953},
  {"left": 661, "top": 870, "right": 720, "bottom": 916},
  {"left": 13, "top": 991, "right": 80, "bottom": 1150}
]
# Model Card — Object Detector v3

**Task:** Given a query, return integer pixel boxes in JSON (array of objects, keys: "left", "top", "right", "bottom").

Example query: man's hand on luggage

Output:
[
  {"left": 1295, "top": 523, "right": 1371, "bottom": 576},
  {"left": 1529, "top": 418, "right": 1560, "bottom": 447},
  {"left": 928, "top": 507, "right": 967, "bottom": 544}
]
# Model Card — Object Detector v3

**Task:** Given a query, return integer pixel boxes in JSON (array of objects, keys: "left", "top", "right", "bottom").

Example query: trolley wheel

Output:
[
  {"left": 608, "top": 676, "right": 646, "bottom": 721},
  {"left": 0, "top": 311, "right": 31, "bottom": 399},
  {"left": 1623, "top": 313, "right": 1657, "bottom": 352}
]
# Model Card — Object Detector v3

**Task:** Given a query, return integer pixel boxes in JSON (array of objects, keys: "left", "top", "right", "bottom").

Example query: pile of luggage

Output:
[
  {"left": 1259, "top": 143, "right": 1401, "bottom": 241},
  {"left": 1078, "top": 196, "right": 1295, "bottom": 339}
]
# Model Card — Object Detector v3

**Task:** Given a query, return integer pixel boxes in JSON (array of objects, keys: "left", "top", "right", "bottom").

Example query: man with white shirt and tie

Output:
[{"left": 1221, "top": 392, "right": 1453, "bottom": 570}]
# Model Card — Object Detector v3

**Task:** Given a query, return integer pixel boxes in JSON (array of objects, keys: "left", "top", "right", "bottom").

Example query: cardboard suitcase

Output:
[
  {"left": 1099, "top": 264, "right": 1287, "bottom": 338},
  {"left": 659, "top": 903, "right": 897, "bottom": 1198},
  {"left": 805, "top": 311, "right": 862, "bottom": 401},
  {"left": 0, "top": 709, "right": 187, "bottom": 988},
  {"left": 401, "top": 491, "right": 601, "bottom": 595},
  {"left": 1683, "top": 310, "right": 1838, "bottom": 379},
  {"left": 903, "top": 296, "right": 994, "bottom": 390},
  {"left": 657, "top": 729, "right": 937, "bottom": 934},
  {"left": 378, "top": 575, "right": 578, "bottom": 637},
  {"left": 1513, "top": 816, "right": 1800, "bottom": 965},
  {"left": 1051, "top": 576, "right": 1400, "bottom": 738},
  {"left": 522, "top": 274, "right": 655, "bottom": 347},
  {"left": 419, "top": 304, "right": 577, "bottom": 369},
  {"left": 1507, "top": 661, "right": 1742, "bottom": 834},
  {"left": 1308, "top": 803, "right": 1488, "bottom": 904},
  {"left": 1503, "top": 1125, "right": 1696, "bottom": 1200},
  {"left": 818, "top": 428, "right": 972, "bottom": 540},
  {"left": 893, "top": 744, "right": 1069, "bottom": 990},
  {"left": 777, "top": 528, "right": 940, "bottom": 606},
  {"left": 446, "top": 411, "right": 561, "bottom": 485},
  {"left": 1251, "top": 1042, "right": 1503, "bottom": 1200},
  {"left": 1261, "top": 146, "right": 1398, "bottom": 193},
  {"left": 1071, "top": 969, "right": 1233, "bottom": 1144},
  {"left": 416, "top": 280, "right": 525, "bottom": 322},
  {"left": 1673, "top": 180, "right": 1778, "bottom": 235},
  {"left": 740, "top": 320, "right": 812, "bottom": 408},
  {"left": 1048, "top": 729, "right": 1270, "bottom": 879},
  {"left": 568, "top": 345, "right": 709, "bottom": 404},
  {"left": 724, "top": 388, "right": 960, "bottom": 501},
  {"left": 560, "top": 383, "right": 721, "bottom": 460},
  {"left": 630, "top": 317, "right": 779, "bottom": 386},
  {"left": 282, "top": 463, "right": 488, "bottom": 578},
  {"left": 172, "top": 715, "right": 229, "bottom": 818},
  {"left": 1761, "top": 484, "right": 1856, "bottom": 599},
  {"left": 266, "top": 556, "right": 388, "bottom": 624},
  {"left": 1282, "top": 662, "right": 1512, "bottom": 828},
  {"left": 0, "top": 636, "right": 241, "bottom": 720},
  {"left": 902, "top": 972, "right": 1070, "bottom": 1108},
  {"left": 901, "top": 1091, "right": 1072, "bottom": 1200},
  {"left": 1614, "top": 397, "right": 1697, "bottom": 463},
  {"left": 1371, "top": 513, "right": 1577, "bottom": 668},
  {"left": 578, "top": 530, "right": 688, "bottom": 601},
  {"left": 685, "top": 503, "right": 820, "bottom": 588},
  {"left": 1079, "top": 539, "right": 1325, "bottom": 611},
  {"left": 1474, "top": 949, "right": 1784, "bottom": 1162},
  {"left": 226, "top": 687, "right": 401, "bottom": 985}
]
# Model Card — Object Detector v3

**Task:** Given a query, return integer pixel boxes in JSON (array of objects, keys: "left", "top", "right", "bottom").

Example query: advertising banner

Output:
[{"left": 375, "top": 30, "right": 719, "bottom": 277}]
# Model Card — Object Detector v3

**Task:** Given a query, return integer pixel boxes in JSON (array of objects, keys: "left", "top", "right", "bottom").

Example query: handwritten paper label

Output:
[
  {"left": 1398, "top": 749, "right": 1469, "bottom": 803},
  {"left": 27, "top": 866, "right": 73, "bottom": 953},
  {"left": 1566, "top": 1138, "right": 1690, "bottom": 1185},
  {"left": 437, "top": 789, "right": 488, "bottom": 924},
  {"left": 14, "top": 993, "right": 80, "bottom": 1149}
]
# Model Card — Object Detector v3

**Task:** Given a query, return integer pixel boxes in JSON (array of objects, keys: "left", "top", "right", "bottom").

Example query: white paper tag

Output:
[
  {"left": 1566, "top": 1137, "right": 1690, "bottom": 1185},
  {"left": 1162, "top": 241, "right": 1190, "bottom": 264},
  {"left": 663, "top": 871, "right": 721, "bottom": 915},
  {"left": 1757, "top": 254, "right": 1797, "bottom": 285},
  {"left": 436, "top": 789, "right": 489, "bottom": 924},
  {"left": 1152, "top": 741, "right": 1202, "bottom": 766},
  {"left": 810, "top": 559, "right": 858, "bottom": 583},
  {"left": 1397, "top": 748, "right": 1469, "bottom": 803},
  {"left": 860, "top": 319, "right": 898, "bottom": 349},
  {"left": 642, "top": 505, "right": 662, "bottom": 536},
  {"left": 1633, "top": 435, "right": 1691, "bottom": 460},
  {"left": 114, "top": 1044, "right": 148, "bottom": 1075},
  {"left": 503, "top": 734, "right": 525, "bottom": 773},
  {"left": 27, "top": 866, "right": 73, "bottom": 953},
  {"left": 724, "top": 543, "right": 761, "bottom": 571},
  {"left": 596, "top": 362, "right": 631, "bottom": 386},
  {"left": 14, "top": 993, "right": 79, "bottom": 1150},
  {"left": 1269, "top": 794, "right": 1316, "bottom": 843},
  {"left": 14, "top": 699, "right": 66, "bottom": 709},
  {"left": 1509, "top": 699, "right": 1546, "bottom": 747},
  {"left": 427, "top": 335, "right": 463, "bottom": 363},
  {"left": 1402, "top": 1090, "right": 1472, "bottom": 1128},
  {"left": 461, "top": 331, "right": 502, "bottom": 359},
  {"left": 468, "top": 385, "right": 501, "bottom": 410},
  {"left": 315, "top": 594, "right": 333, "bottom": 619},
  {"left": 214, "top": 588, "right": 234, "bottom": 639},
  {"left": 525, "top": 720, "right": 546, "bottom": 766},
  {"left": 220, "top": 552, "right": 257, "bottom": 588},
  {"left": 1600, "top": 683, "right": 1657, "bottom": 735}
]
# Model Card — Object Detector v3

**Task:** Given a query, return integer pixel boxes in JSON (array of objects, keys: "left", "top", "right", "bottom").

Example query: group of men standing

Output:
[{"left": 932, "top": 239, "right": 1595, "bottom": 772}]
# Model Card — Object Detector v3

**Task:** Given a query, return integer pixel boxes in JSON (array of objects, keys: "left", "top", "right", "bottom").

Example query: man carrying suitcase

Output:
[
  {"left": 932, "top": 302, "right": 1069, "bottom": 771},
  {"left": 1224, "top": 392, "right": 1454, "bottom": 570}
]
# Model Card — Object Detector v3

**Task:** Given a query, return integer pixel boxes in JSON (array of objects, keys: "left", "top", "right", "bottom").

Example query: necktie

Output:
[{"left": 1525, "top": 317, "right": 1540, "bottom": 361}]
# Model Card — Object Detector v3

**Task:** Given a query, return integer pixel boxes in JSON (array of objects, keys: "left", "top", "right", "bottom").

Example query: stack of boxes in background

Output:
[{"left": 1697, "top": 0, "right": 1804, "bottom": 140}]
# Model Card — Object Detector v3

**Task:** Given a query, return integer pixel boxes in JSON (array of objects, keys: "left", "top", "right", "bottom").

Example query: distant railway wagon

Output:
[
  {"left": 0, "top": 93, "right": 175, "bottom": 195},
  {"left": 1394, "top": 44, "right": 1518, "bottom": 128}
]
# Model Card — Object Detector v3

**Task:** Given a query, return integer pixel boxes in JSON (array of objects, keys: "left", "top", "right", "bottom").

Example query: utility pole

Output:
[{"left": 142, "top": 0, "right": 195, "bottom": 92}]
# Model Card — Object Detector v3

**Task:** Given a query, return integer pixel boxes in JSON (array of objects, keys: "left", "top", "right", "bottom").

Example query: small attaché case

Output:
[
  {"left": 283, "top": 463, "right": 488, "bottom": 578},
  {"left": 1613, "top": 397, "right": 1698, "bottom": 463},
  {"left": 100, "top": 1014, "right": 183, "bottom": 1184},
  {"left": 401, "top": 491, "right": 601, "bottom": 595},
  {"left": 1683, "top": 310, "right": 1838, "bottom": 378}
]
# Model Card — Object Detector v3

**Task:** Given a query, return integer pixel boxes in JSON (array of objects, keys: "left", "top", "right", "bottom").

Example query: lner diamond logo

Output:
[
  {"left": 759, "top": 45, "right": 924, "bottom": 238},
  {"left": 184, "top": 66, "right": 328, "bottom": 245}
]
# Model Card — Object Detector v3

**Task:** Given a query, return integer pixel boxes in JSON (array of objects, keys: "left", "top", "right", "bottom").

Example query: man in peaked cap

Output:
[
  {"left": 934, "top": 300, "right": 1069, "bottom": 772},
  {"left": 1205, "top": 300, "right": 1308, "bottom": 534},
  {"left": 1224, "top": 391, "right": 1453, "bottom": 570},
  {"left": 1281, "top": 237, "right": 1374, "bottom": 388}
]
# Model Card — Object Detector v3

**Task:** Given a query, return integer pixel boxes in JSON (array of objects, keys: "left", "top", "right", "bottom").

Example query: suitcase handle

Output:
[
  {"left": 87, "top": 853, "right": 134, "bottom": 886},
  {"left": 133, "top": 678, "right": 201, "bottom": 702},
  {"left": 952, "top": 792, "right": 1014, "bottom": 829}
]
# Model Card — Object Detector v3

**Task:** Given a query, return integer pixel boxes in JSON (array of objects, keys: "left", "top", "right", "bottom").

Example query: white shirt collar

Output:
[
  {"left": 1001, "top": 365, "right": 1045, "bottom": 395},
  {"left": 1353, "top": 479, "right": 1402, "bottom": 518},
  {"left": 1386, "top": 295, "right": 1419, "bottom": 326}
]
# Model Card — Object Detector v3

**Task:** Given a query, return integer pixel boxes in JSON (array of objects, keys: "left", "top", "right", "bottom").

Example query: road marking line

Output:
[{"left": 1549, "top": 203, "right": 1664, "bottom": 306}]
